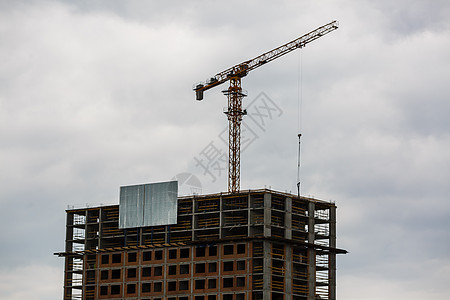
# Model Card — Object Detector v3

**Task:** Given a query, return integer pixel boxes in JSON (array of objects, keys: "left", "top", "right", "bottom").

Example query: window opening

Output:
[
  {"left": 100, "top": 286, "right": 108, "bottom": 295},
  {"left": 154, "top": 266, "right": 163, "bottom": 276},
  {"left": 180, "top": 248, "right": 190, "bottom": 258},
  {"left": 223, "top": 294, "right": 233, "bottom": 300},
  {"left": 236, "top": 294, "right": 245, "bottom": 300},
  {"left": 155, "top": 250, "right": 163, "bottom": 260},
  {"left": 128, "top": 268, "right": 137, "bottom": 278},
  {"left": 168, "top": 281, "right": 177, "bottom": 291},
  {"left": 237, "top": 243, "right": 246, "bottom": 254},
  {"left": 237, "top": 260, "right": 246, "bottom": 270},
  {"left": 101, "top": 254, "right": 109, "bottom": 264},
  {"left": 142, "top": 283, "right": 151, "bottom": 293},
  {"left": 168, "top": 265, "right": 177, "bottom": 275},
  {"left": 179, "top": 280, "right": 189, "bottom": 291},
  {"left": 180, "top": 264, "right": 190, "bottom": 274},
  {"left": 111, "top": 269, "right": 121, "bottom": 279},
  {"left": 224, "top": 261, "right": 234, "bottom": 271},
  {"left": 224, "top": 245, "right": 234, "bottom": 255},
  {"left": 169, "top": 249, "right": 177, "bottom": 259},
  {"left": 209, "top": 245, "right": 217, "bottom": 256},
  {"left": 154, "top": 282, "right": 162, "bottom": 292},
  {"left": 127, "top": 284, "right": 136, "bottom": 294},
  {"left": 195, "top": 279, "right": 205, "bottom": 289},
  {"left": 100, "top": 270, "right": 108, "bottom": 280},
  {"left": 143, "top": 251, "right": 152, "bottom": 261},
  {"left": 142, "top": 267, "right": 151, "bottom": 277},
  {"left": 237, "top": 276, "right": 246, "bottom": 287},
  {"left": 208, "top": 262, "right": 217, "bottom": 273},
  {"left": 111, "top": 285, "right": 120, "bottom": 295},
  {"left": 195, "top": 263, "right": 206, "bottom": 273},
  {"left": 196, "top": 247, "right": 206, "bottom": 257},
  {"left": 223, "top": 277, "right": 234, "bottom": 288},
  {"left": 112, "top": 253, "right": 121, "bottom": 264},
  {"left": 208, "top": 279, "right": 217, "bottom": 289},
  {"left": 128, "top": 252, "right": 137, "bottom": 262}
]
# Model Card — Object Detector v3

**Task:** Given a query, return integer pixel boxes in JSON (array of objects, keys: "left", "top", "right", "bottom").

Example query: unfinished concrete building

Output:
[{"left": 55, "top": 186, "right": 346, "bottom": 300}]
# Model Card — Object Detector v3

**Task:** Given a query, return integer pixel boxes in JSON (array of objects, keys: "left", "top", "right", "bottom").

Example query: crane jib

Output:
[{"left": 193, "top": 20, "right": 338, "bottom": 96}]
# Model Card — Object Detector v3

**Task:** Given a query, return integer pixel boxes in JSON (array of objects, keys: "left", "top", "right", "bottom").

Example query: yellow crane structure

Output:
[{"left": 194, "top": 20, "right": 339, "bottom": 193}]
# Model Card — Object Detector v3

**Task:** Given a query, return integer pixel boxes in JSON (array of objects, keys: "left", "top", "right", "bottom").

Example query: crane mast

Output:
[{"left": 194, "top": 20, "right": 339, "bottom": 193}]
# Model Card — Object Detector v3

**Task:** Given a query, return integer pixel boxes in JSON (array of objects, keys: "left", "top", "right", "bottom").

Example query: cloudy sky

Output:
[{"left": 1, "top": 0, "right": 450, "bottom": 299}]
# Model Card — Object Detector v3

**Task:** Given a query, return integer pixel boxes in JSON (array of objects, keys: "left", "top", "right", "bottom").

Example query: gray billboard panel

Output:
[
  {"left": 119, "top": 181, "right": 178, "bottom": 229},
  {"left": 119, "top": 184, "right": 144, "bottom": 229}
]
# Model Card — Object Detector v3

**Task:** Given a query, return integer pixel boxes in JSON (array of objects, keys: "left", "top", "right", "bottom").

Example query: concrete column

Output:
[
  {"left": 219, "top": 194, "right": 223, "bottom": 238},
  {"left": 285, "top": 197, "right": 292, "bottom": 240},
  {"left": 264, "top": 193, "right": 272, "bottom": 238},
  {"left": 121, "top": 251, "right": 125, "bottom": 299},
  {"left": 64, "top": 257, "right": 73, "bottom": 299},
  {"left": 98, "top": 208, "right": 103, "bottom": 249},
  {"left": 191, "top": 198, "right": 195, "bottom": 241},
  {"left": 166, "top": 226, "right": 170, "bottom": 243},
  {"left": 218, "top": 242, "right": 222, "bottom": 291},
  {"left": 64, "top": 212, "right": 74, "bottom": 300},
  {"left": 163, "top": 248, "right": 167, "bottom": 298},
  {"left": 82, "top": 211, "right": 88, "bottom": 300},
  {"left": 285, "top": 245, "right": 292, "bottom": 296},
  {"left": 65, "top": 212, "right": 74, "bottom": 252},
  {"left": 248, "top": 194, "right": 251, "bottom": 237},
  {"left": 329, "top": 205, "right": 337, "bottom": 300},
  {"left": 190, "top": 246, "right": 195, "bottom": 293},
  {"left": 263, "top": 240, "right": 271, "bottom": 300},
  {"left": 307, "top": 201, "right": 316, "bottom": 300},
  {"left": 246, "top": 241, "right": 251, "bottom": 296}
]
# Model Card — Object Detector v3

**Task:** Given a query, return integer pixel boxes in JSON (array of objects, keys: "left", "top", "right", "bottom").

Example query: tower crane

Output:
[{"left": 194, "top": 20, "right": 339, "bottom": 193}]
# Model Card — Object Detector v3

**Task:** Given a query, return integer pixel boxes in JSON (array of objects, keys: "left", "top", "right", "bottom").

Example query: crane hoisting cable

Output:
[{"left": 194, "top": 20, "right": 339, "bottom": 193}]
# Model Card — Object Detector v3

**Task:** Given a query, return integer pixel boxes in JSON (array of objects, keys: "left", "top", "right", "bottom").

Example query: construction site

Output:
[
  {"left": 56, "top": 21, "right": 347, "bottom": 300},
  {"left": 56, "top": 187, "right": 346, "bottom": 300}
]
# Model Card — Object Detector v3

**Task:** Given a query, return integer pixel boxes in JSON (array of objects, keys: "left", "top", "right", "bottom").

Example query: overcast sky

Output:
[{"left": 1, "top": 0, "right": 450, "bottom": 299}]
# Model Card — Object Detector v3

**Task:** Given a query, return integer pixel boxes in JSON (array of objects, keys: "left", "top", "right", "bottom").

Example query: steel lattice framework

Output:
[{"left": 194, "top": 20, "right": 339, "bottom": 193}]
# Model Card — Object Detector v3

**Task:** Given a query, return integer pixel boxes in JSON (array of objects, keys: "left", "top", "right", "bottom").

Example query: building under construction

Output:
[{"left": 55, "top": 183, "right": 346, "bottom": 300}]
